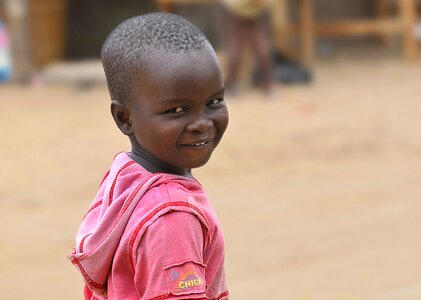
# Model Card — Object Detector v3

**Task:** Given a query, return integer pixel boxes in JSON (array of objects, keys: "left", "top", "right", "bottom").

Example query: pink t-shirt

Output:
[{"left": 68, "top": 152, "right": 228, "bottom": 300}]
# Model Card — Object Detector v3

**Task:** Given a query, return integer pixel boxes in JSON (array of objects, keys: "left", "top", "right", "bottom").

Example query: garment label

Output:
[{"left": 164, "top": 261, "right": 206, "bottom": 296}]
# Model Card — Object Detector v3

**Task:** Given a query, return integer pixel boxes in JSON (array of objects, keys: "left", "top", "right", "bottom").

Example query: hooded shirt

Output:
[{"left": 68, "top": 152, "right": 228, "bottom": 300}]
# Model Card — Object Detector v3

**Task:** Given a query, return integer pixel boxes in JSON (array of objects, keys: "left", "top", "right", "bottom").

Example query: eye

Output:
[
  {"left": 207, "top": 98, "right": 223, "bottom": 106},
  {"left": 163, "top": 107, "right": 185, "bottom": 114}
]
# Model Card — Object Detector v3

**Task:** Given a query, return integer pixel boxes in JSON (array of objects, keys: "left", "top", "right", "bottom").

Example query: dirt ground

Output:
[{"left": 1, "top": 51, "right": 421, "bottom": 299}]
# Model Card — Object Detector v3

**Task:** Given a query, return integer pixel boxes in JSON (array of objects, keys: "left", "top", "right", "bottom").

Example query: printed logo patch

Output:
[
  {"left": 174, "top": 270, "right": 204, "bottom": 292},
  {"left": 165, "top": 261, "right": 206, "bottom": 296}
]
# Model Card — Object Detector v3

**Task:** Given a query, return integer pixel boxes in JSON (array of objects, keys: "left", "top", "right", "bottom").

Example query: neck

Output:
[{"left": 129, "top": 142, "right": 193, "bottom": 178}]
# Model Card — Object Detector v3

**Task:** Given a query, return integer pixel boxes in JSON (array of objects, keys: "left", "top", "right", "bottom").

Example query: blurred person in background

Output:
[
  {"left": 221, "top": 0, "right": 273, "bottom": 94},
  {"left": 0, "top": 17, "right": 11, "bottom": 82}
]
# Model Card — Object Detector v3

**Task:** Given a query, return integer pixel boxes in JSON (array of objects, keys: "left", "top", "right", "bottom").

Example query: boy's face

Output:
[{"left": 129, "top": 48, "right": 228, "bottom": 172}]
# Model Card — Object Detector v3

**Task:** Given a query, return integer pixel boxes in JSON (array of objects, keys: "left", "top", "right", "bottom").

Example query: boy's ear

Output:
[{"left": 111, "top": 100, "right": 133, "bottom": 136}]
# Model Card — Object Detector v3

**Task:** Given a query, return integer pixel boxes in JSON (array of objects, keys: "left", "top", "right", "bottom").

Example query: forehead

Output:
[{"left": 133, "top": 48, "right": 223, "bottom": 106}]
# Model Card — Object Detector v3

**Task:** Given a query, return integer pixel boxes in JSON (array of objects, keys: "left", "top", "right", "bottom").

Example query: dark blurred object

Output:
[
  {"left": 66, "top": 0, "right": 154, "bottom": 59},
  {"left": 271, "top": 50, "right": 312, "bottom": 84},
  {"left": 253, "top": 50, "right": 312, "bottom": 85}
]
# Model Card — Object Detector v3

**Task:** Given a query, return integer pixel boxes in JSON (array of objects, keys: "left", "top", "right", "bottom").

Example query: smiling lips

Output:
[{"left": 181, "top": 139, "right": 212, "bottom": 148}]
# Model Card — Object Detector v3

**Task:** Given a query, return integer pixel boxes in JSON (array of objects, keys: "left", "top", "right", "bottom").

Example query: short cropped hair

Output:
[{"left": 101, "top": 13, "right": 209, "bottom": 105}]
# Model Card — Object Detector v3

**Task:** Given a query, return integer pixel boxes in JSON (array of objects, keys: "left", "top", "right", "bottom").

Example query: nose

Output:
[{"left": 186, "top": 114, "right": 213, "bottom": 133}]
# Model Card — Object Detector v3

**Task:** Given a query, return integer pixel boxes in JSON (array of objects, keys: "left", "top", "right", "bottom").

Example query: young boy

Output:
[{"left": 68, "top": 13, "right": 229, "bottom": 300}]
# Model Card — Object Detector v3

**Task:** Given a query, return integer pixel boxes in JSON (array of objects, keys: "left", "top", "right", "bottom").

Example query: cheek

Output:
[
  {"left": 148, "top": 120, "right": 184, "bottom": 144},
  {"left": 132, "top": 120, "right": 157, "bottom": 147},
  {"left": 216, "top": 109, "right": 229, "bottom": 134}
]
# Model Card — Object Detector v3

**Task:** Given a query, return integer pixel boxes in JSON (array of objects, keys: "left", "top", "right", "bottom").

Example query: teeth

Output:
[{"left": 192, "top": 142, "right": 206, "bottom": 146}]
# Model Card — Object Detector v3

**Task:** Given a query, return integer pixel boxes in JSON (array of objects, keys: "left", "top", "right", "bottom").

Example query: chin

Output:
[{"left": 184, "top": 157, "right": 211, "bottom": 169}]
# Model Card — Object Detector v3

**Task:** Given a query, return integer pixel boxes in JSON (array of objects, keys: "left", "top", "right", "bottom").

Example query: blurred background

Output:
[{"left": 1, "top": 0, "right": 421, "bottom": 299}]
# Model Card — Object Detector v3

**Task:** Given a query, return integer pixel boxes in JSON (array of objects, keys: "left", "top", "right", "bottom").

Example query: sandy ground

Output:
[{"left": 1, "top": 51, "right": 421, "bottom": 299}]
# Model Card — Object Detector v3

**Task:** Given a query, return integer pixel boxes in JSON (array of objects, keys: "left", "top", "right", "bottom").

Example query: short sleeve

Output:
[{"left": 134, "top": 211, "right": 207, "bottom": 300}]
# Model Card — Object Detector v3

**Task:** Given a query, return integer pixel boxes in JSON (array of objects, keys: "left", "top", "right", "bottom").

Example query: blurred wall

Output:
[
  {"left": 0, "top": 0, "right": 376, "bottom": 72},
  {"left": 313, "top": 0, "right": 373, "bottom": 20},
  {"left": 65, "top": 0, "right": 374, "bottom": 60},
  {"left": 65, "top": 0, "right": 221, "bottom": 59},
  {"left": 66, "top": 0, "right": 154, "bottom": 59}
]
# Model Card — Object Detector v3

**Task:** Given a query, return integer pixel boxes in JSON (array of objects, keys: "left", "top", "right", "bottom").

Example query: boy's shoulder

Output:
[
  {"left": 104, "top": 152, "right": 208, "bottom": 214},
  {"left": 105, "top": 153, "right": 218, "bottom": 229}
]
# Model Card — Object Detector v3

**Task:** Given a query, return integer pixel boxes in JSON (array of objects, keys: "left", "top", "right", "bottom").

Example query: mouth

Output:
[{"left": 181, "top": 139, "right": 212, "bottom": 148}]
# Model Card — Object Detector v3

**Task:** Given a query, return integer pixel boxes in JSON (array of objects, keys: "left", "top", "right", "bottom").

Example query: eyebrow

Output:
[{"left": 161, "top": 88, "right": 225, "bottom": 105}]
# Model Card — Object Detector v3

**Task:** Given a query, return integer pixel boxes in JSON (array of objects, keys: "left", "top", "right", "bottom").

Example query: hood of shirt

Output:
[{"left": 67, "top": 153, "right": 199, "bottom": 297}]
